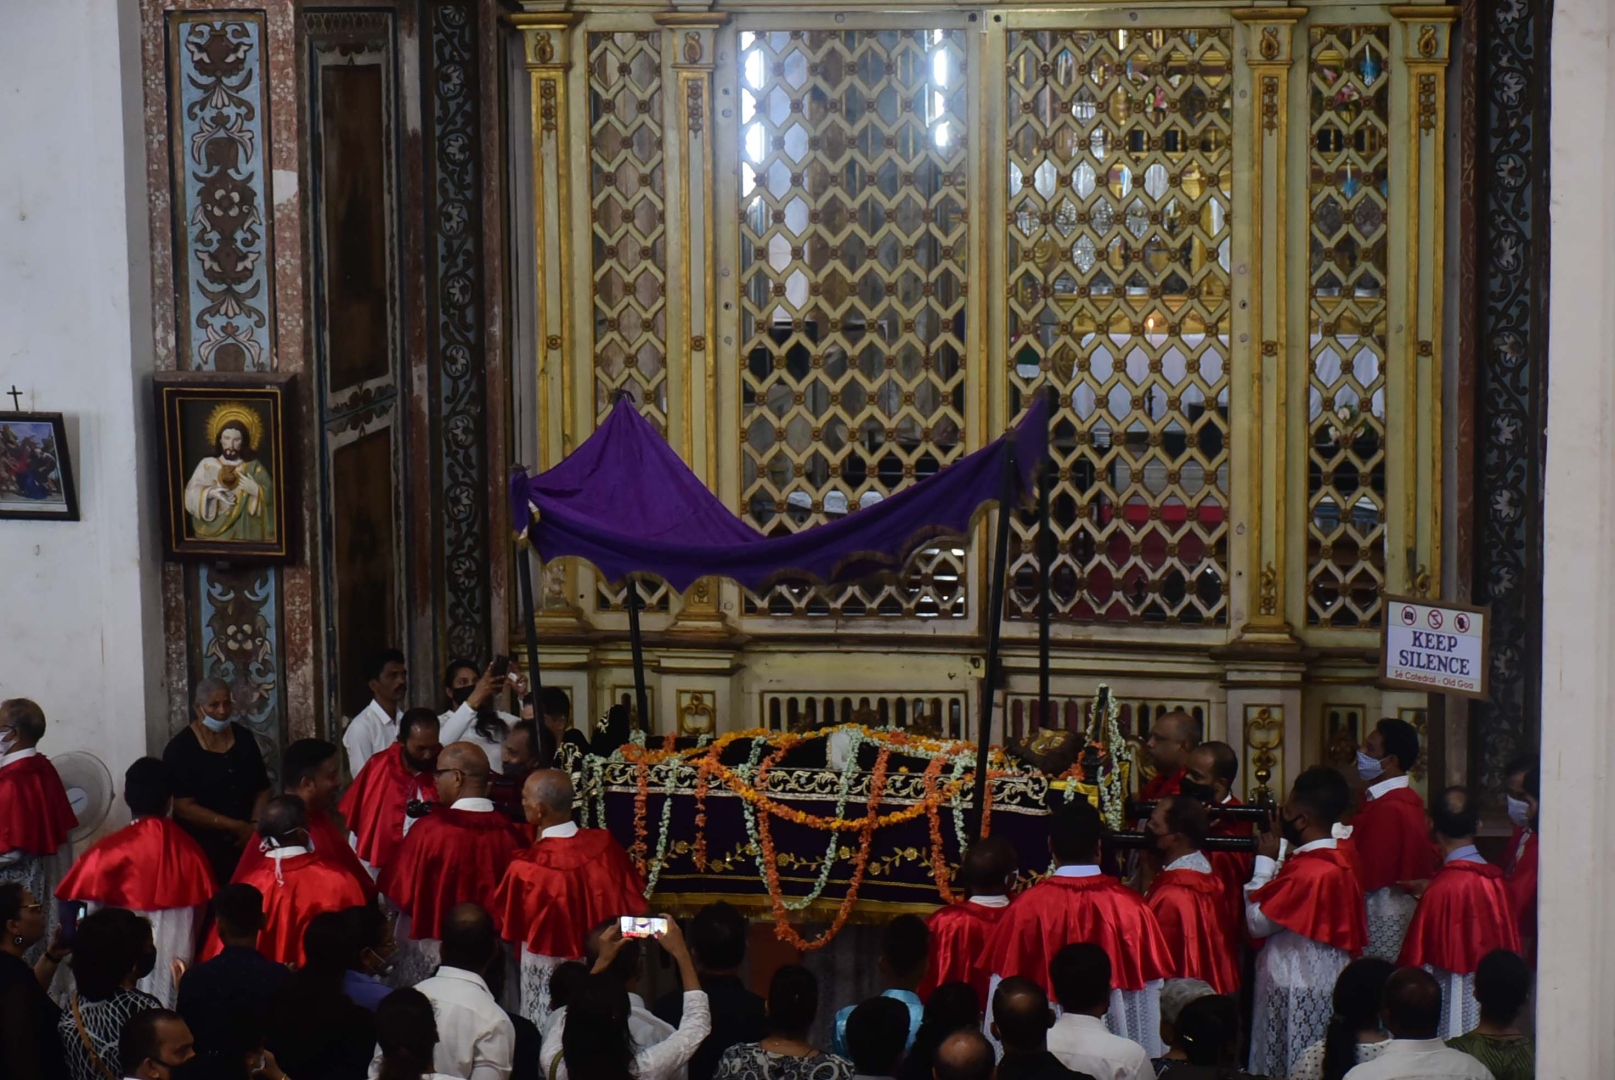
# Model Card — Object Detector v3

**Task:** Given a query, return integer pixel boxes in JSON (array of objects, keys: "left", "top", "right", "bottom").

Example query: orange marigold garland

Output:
[
  {"left": 692, "top": 744, "right": 714, "bottom": 872},
  {"left": 630, "top": 756, "right": 652, "bottom": 875},
  {"left": 923, "top": 756, "right": 958, "bottom": 905}
]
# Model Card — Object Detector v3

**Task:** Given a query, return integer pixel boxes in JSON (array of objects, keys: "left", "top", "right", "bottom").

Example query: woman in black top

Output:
[
  {"left": 163, "top": 677, "right": 271, "bottom": 883},
  {"left": 0, "top": 883, "right": 68, "bottom": 1080}
]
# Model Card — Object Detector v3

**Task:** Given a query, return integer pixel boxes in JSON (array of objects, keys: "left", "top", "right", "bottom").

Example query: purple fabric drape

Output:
[{"left": 508, "top": 394, "right": 1050, "bottom": 592}]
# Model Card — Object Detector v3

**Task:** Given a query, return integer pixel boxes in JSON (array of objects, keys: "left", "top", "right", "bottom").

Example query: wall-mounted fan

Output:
[{"left": 53, "top": 751, "right": 114, "bottom": 843}]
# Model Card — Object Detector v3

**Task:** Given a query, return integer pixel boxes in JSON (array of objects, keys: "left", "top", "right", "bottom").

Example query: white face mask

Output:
[
  {"left": 1506, "top": 795, "right": 1532, "bottom": 828},
  {"left": 1356, "top": 750, "right": 1385, "bottom": 781},
  {"left": 0, "top": 730, "right": 13, "bottom": 755}
]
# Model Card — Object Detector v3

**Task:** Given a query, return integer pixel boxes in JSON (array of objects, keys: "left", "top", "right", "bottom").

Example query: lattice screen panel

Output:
[
  {"left": 589, "top": 31, "right": 672, "bottom": 614},
  {"left": 1003, "top": 28, "right": 1233, "bottom": 625},
  {"left": 1305, "top": 26, "right": 1389, "bottom": 627},
  {"left": 737, "top": 29, "right": 970, "bottom": 619},
  {"left": 588, "top": 31, "right": 668, "bottom": 431}
]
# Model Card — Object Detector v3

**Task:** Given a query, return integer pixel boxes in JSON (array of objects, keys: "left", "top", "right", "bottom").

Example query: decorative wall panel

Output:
[
  {"left": 1304, "top": 26, "right": 1390, "bottom": 628},
  {"left": 169, "top": 14, "right": 275, "bottom": 373},
  {"left": 1004, "top": 27, "right": 1234, "bottom": 626},
  {"left": 737, "top": 28, "right": 971, "bottom": 619},
  {"left": 1471, "top": 0, "right": 1549, "bottom": 786},
  {"left": 427, "top": 1, "right": 491, "bottom": 663}
]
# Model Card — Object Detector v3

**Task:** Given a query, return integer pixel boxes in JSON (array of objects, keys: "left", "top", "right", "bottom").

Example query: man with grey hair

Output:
[
  {"left": 491, "top": 768, "right": 647, "bottom": 1025},
  {"left": 163, "top": 677, "right": 271, "bottom": 882},
  {"left": 0, "top": 697, "right": 77, "bottom": 960}
]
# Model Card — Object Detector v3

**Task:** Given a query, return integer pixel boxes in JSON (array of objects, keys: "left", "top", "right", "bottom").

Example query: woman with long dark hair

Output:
[
  {"left": 1288, "top": 957, "right": 1395, "bottom": 1080},
  {"left": 714, "top": 965, "right": 852, "bottom": 1080},
  {"left": 540, "top": 916, "right": 710, "bottom": 1080},
  {"left": 263, "top": 911, "right": 376, "bottom": 1079}
]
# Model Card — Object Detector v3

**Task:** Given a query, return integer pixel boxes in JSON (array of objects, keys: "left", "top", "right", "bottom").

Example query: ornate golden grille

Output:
[
  {"left": 588, "top": 31, "right": 668, "bottom": 431},
  {"left": 736, "top": 28, "right": 971, "bottom": 619},
  {"left": 1003, "top": 28, "right": 1233, "bottom": 625},
  {"left": 1305, "top": 26, "right": 1389, "bottom": 628},
  {"left": 589, "top": 31, "right": 672, "bottom": 614}
]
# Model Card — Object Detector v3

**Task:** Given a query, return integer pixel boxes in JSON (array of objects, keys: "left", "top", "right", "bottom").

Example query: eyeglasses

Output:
[
  {"left": 432, "top": 767, "right": 463, "bottom": 780},
  {"left": 20, "top": 902, "right": 42, "bottom": 913}
]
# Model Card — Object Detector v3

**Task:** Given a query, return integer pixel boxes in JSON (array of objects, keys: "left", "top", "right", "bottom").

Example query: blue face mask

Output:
[
  {"left": 1356, "top": 749, "right": 1385, "bottom": 781},
  {"left": 201, "top": 715, "right": 231, "bottom": 733}
]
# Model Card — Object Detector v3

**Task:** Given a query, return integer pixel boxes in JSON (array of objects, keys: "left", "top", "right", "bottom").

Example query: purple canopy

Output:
[{"left": 508, "top": 394, "right": 1051, "bottom": 593}]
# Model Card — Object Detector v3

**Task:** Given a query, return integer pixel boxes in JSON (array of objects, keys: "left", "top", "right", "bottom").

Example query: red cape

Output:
[
  {"left": 1350, "top": 786, "right": 1439, "bottom": 892},
  {"left": 985, "top": 874, "right": 1171, "bottom": 993},
  {"left": 232, "top": 806, "right": 377, "bottom": 902},
  {"left": 1250, "top": 846, "right": 1366, "bottom": 955},
  {"left": 1208, "top": 797, "right": 1255, "bottom": 939},
  {"left": 1139, "top": 767, "right": 1186, "bottom": 802},
  {"left": 201, "top": 850, "right": 368, "bottom": 965},
  {"left": 379, "top": 807, "right": 524, "bottom": 941},
  {"left": 0, "top": 753, "right": 77, "bottom": 855},
  {"left": 492, "top": 828, "right": 646, "bottom": 956},
  {"left": 920, "top": 899, "right": 1012, "bottom": 1003},
  {"left": 1397, "top": 860, "right": 1522, "bottom": 974},
  {"left": 1504, "top": 828, "right": 1536, "bottom": 952},
  {"left": 55, "top": 817, "right": 215, "bottom": 911},
  {"left": 1147, "top": 867, "right": 1239, "bottom": 994},
  {"left": 337, "top": 746, "right": 436, "bottom": 872}
]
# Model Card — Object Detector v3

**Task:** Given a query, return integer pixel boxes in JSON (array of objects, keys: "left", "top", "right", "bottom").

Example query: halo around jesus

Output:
[{"left": 205, "top": 401, "right": 264, "bottom": 450}]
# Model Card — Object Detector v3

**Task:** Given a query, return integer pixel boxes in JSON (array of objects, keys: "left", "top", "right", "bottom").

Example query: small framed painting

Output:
[
  {"left": 154, "top": 373, "right": 297, "bottom": 562},
  {"left": 0, "top": 413, "right": 78, "bottom": 521}
]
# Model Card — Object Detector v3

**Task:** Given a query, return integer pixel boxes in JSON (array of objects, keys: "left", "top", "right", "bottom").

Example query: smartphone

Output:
[
  {"left": 57, "top": 899, "right": 84, "bottom": 947},
  {"left": 490, "top": 654, "right": 511, "bottom": 679},
  {"left": 620, "top": 915, "right": 669, "bottom": 939}
]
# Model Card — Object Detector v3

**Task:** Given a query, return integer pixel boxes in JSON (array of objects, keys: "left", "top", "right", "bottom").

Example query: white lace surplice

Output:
[
  {"left": 519, "top": 945, "right": 571, "bottom": 1026},
  {"left": 1106, "top": 983, "right": 1164, "bottom": 1057},
  {"left": 1248, "top": 929, "right": 1351, "bottom": 1079},
  {"left": 388, "top": 912, "right": 443, "bottom": 989},
  {"left": 1429, "top": 965, "right": 1480, "bottom": 1039},
  {"left": 1363, "top": 886, "right": 1417, "bottom": 962}
]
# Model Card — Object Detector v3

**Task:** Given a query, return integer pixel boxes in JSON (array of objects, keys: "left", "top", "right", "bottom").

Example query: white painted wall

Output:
[
  {"left": 1539, "top": 0, "right": 1615, "bottom": 1073},
  {"left": 0, "top": 0, "right": 164, "bottom": 827}
]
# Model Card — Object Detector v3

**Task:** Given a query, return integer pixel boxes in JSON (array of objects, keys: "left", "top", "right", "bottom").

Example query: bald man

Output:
[
  {"left": 934, "top": 1029, "right": 995, "bottom": 1080},
  {"left": 379, "top": 742, "right": 525, "bottom": 985},
  {"left": 491, "top": 769, "right": 646, "bottom": 1024},
  {"left": 992, "top": 976, "right": 1097, "bottom": 1080},
  {"left": 1342, "top": 968, "right": 1492, "bottom": 1079},
  {"left": 1140, "top": 711, "right": 1200, "bottom": 801}
]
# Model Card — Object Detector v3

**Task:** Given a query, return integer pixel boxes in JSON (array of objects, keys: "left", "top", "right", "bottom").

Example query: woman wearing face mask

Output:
[
  {"left": 163, "top": 678, "right": 273, "bottom": 885},
  {"left": 437, "top": 660, "right": 519, "bottom": 773},
  {"left": 0, "top": 882, "right": 70, "bottom": 1079},
  {"left": 55, "top": 908, "right": 162, "bottom": 1080}
]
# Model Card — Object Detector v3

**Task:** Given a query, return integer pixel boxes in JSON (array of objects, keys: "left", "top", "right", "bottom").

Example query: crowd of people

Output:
[{"left": 0, "top": 658, "right": 1543, "bottom": 1080}]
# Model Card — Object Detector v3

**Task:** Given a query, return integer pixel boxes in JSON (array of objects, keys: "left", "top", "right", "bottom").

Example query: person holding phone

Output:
[
  {"left": 439, "top": 659, "right": 520, "bottom": 773},
  {"left": 0, "top": 882, "right": 70, "bottom": 1079},
  {"left": 540, "top": 917, "right": 711, "bottom": 1080}
]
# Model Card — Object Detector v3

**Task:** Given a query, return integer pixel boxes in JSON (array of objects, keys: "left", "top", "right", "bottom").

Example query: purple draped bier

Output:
[{"left": 508, "top": 395, "right": 1051, "bottom": 589}]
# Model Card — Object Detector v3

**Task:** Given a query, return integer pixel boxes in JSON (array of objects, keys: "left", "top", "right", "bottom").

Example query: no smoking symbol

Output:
[{"left": 1428, "top": 610, "right": 1444, "bottom": 630}]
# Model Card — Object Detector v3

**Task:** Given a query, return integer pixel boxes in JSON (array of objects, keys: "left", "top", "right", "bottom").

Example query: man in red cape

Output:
[
  {"left": 985, "top": 798, "right": 1171, "bottom": 1055},
  {"left": 491, "top": 768, "right": 645, "bottom": 1025},
  {"left": 201, "top": 794, "right": 367, "bottom": 966},
  {"left": 56, "top": 758, "right": 215, "bottom": 1006},
  {"left": 1397, "top": 786, "right": 1523, "bottom": 1037},
  {"left": 1502, "top": 757, "right": 1538, "bottom": 962},
  {"left": 380, "top": 741, "right": 523, "bottom": 985},
  {"left": 1351, "top": 717, "right": 1439, "bottom": 961},
  {"left": 338, "top": 708, "right": 441, "bottom": 876},
  {"left": 1245, "top": 765, "right": 1366, "bottom": 1078},
  {"left": 0, "top": 698, "right": 77, "bottom": 959},
  {"left": 1144, "top": 796, "right": 1238, "bottom": 994},
  {"left": 1139, "top": 710, "right": 1199, "bottom": 802},
  {"left": 920, "top": 835, "right": 1018, "bottom": 1004},
  {"left": 1180, "top": 741, "right": 1254, "bottom": 940},
  {"left": 234, "top": 738, "right": 376, "bottom": 900}
]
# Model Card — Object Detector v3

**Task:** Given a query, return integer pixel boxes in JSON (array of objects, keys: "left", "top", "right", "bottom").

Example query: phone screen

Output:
[
  {"left": 57, "top": 900, "right": 83, "bottom": 947},
  {"left": 490, "top": 654, "right": 511, "bottom": 679},
  {"left": 619, "top": 915, "right": 669, "bottom": 939}
]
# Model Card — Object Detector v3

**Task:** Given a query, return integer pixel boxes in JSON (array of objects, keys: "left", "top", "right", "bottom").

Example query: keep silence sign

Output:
[{"left": 1380, "top": 595, "right": 1490, "bottom": 699}]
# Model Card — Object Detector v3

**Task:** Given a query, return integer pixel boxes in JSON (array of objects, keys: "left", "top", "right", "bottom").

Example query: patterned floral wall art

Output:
[{"left": 169, "top": 14, "right": 275, "bottom": 373}]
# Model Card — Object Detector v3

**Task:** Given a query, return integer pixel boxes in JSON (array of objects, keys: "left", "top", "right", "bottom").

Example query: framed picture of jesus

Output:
[
  {"left": 0, "top": 412, "right": 78, "bottom": 521},
  {"left": 154, "top": 373, "right": 297, "bottom": 562}
]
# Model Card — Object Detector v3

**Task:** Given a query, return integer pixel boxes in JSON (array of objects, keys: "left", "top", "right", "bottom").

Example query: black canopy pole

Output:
[
  {"left": 625, "top": 577, "right": 651, "bottom": 732},
  {"left": 1037, "top": 455, "right": 1054, "bottom": 730},
  {"left": 515, "top": 532, "right": 545, "bottom": 697},
  {"left": 971, "top": 443, "right": 1017, "bottom": 839}
]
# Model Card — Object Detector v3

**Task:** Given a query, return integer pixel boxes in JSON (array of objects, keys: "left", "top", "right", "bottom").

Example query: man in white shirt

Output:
[
  {"left": 374, "top": 902, "right": 515, "bottom": 1080},
  {"left": 1343, "top": 968, "right": 1493, "bottom": 1079},
  {"left": 1047, "top": 943, "right": 1152, "bottom": 1080},
  {"left": 343, "top": 648, "right": 409, "bottom": 777}
]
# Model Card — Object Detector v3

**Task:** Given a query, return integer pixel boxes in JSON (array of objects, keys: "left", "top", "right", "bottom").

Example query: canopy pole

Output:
[
  {"left": 515, "top": 536, "right": 545, "bottom": 697},
  {"left": 972, "top": 443, "right": 1017, "bottom": 839},
  {"left": 1037, "top": 455, "right": 1054, "bottom": 730},
  {"left": 625, "top": 578, "right": 652, "bottom": 733}
]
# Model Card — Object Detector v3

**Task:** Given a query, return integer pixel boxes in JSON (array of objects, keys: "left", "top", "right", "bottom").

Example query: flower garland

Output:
[
  {"left": 1089, "top": 684, "right": 1132, "bottom": 831},
  {"left": 923, "top": 756, "right": 957, "bottom": 905},
  {"left": 759, "top": 743, "right": 893, "bottom": 950},
  {"left": 641, "top": 754, "right": 682, "bottom": 896}
]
